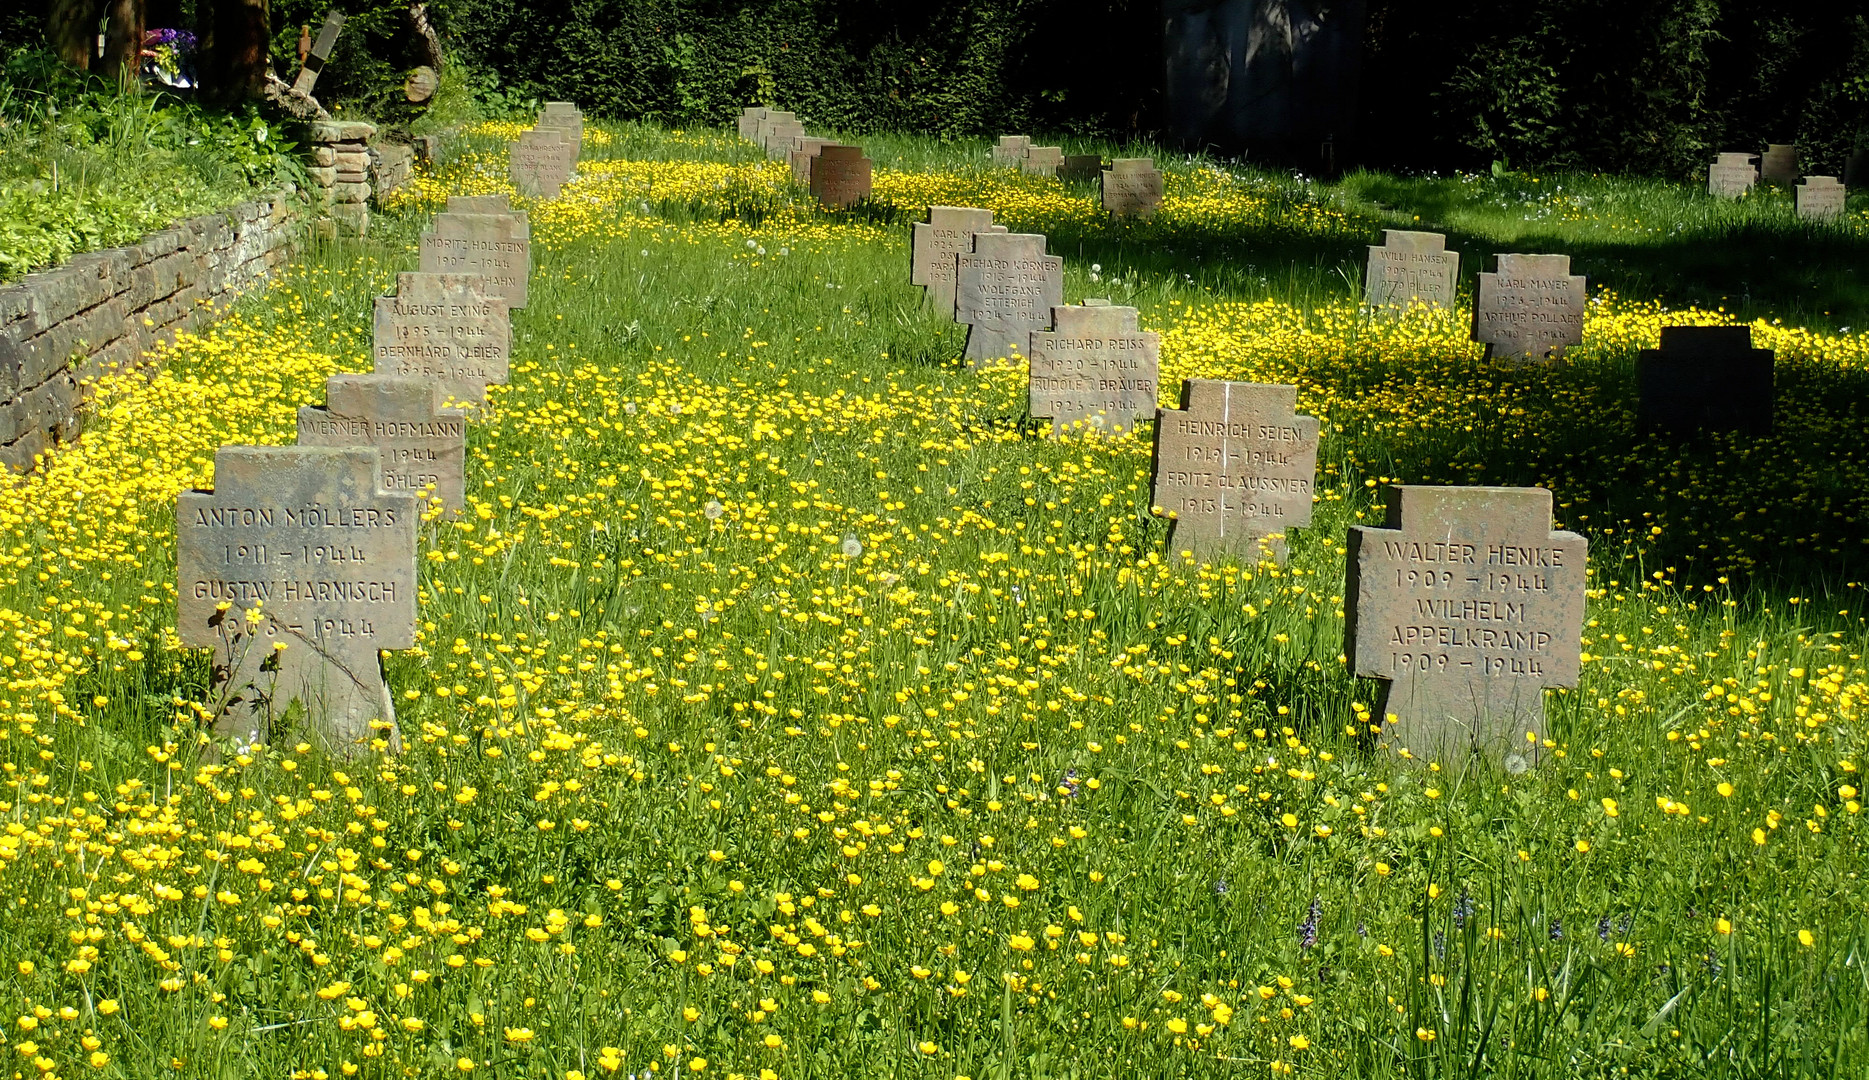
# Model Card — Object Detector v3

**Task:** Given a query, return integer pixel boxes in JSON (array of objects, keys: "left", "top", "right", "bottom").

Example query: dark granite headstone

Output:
[
  {"left": 1759, "top": 143, "right": 1798, "bottom": 185},
  {"left": 1346, "top": 485, "right": 1586, "bottom": 764},
  {"left": 1636, "top": 325, "right": 1774, "bottom": 435}
]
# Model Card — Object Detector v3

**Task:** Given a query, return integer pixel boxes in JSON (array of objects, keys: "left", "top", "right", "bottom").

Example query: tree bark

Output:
[
  {"left": 409, "top": 2, "right": 444, "bottom": 71},
  {"left": 46, "top": 0, "right": 96, "bottom": 71},
  {"left": 101, "top": 0, "right": 145, "bottom": 90},
  {"left": 197, "top": 0, "right": 273, "bottom": 103}
]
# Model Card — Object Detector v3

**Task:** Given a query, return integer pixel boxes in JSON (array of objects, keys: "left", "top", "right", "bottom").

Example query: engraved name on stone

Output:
[
  {"left": 1708, "top": 152, "right": 1757, "bottom": 198},
  {"left": 955, "top": 232, "right": 1064, "bottom": 367},
  {"left": 992, "top": 135, "right": 1032, "bottom": 167},
  {"left": 1796, "top": 176, "right": 1846, "bottom": 222},
  {"left": 1150, "top": 380, "right": 1319, "bottom": 563},
  {"left": 373, "top": 272, "right": 511, "bottom": 406},
  {"left": 1101, "top": 158, "right": 1165, "bottom": 218},
  {"left": 1028, "top": 304, "right": 1159, "bottom": 436},
  {"left": 810, "top": 145, "right": 872, "bottom": 209},
  {"left": 912, "top": 206, "right": 1005, "bottom": 320},
  {"left": 299, "top": 374, "right": 467, "bottom": 511},
  {"left": 420, "top": 213, "right": 529, "bottom": 308},
  {"left": 510, "top": 128, "right": 572, "bottom": 198},
  {"left": 1472, "top": 253, "right": 1586, "bottom": 362},
  {"left": 1364, "top": 230, "right": 1459, "bottom": 310}
]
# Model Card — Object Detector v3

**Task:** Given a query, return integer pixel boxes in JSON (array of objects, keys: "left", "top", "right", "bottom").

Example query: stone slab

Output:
[
  {"left": 911, "top": 206, "right": 1004, "bottom": 320},
  {"left": 1151, "top": 380, "right": 1318, "bottom": 562},
  {"left": 1102, "top": 158, "right": 1164, "bottom": 218},
  {"left": 176, "top": 445, "right": 416, "bottom": 755},
  {"left": 1365, "top": 229, "right": 1458, "bottom": 310},
  {"left": 299, "top": 373, "right": 467, "bottom": 511},
  {"left": 1346, "top": 485, "right": 1586, "bottom": 764},
  {"left": 992, "top": 135, "right": 1031, "bottom": 167},
  {"left": 511, "top": 128, "right": 573, "bottom": 199},
  {"left": 1635, "top": 325, "right": 1774, "bottom": 435},
  {"left": 420, "top": 213, "right": 529, "bottom": 309},
  {"left": 789, "top": 137, "right": 832, "bottom": 182},
  {"left": 1708, "top": 152, "right": 1757, "bottom": 198},
  {"left": 1022, "top": 146, "right": 1064, "bottom": 177},
  {"left": 956, "top": 232, "right": 1064, "bottom": 367},
  {"left": 1472, "top": 253, "right": 1586, "bottom": 362},
  {"left": 1796, "top": 176, "right": 1846, "bottom": 222},
  {"left": 1028, "top": 304, "right": 1159, "bottom": 436},
  {"left": 373, "top": 272, "right": 510, "bottom": 406},
  {"left": 1057, "top": 155, "right": 1104, "bottom": 182},
  {"left": 1759, "top": 143, "right": 1797, "bottom": 185},
  {"left": 809, "top": 145, "right": 872, "bottom": 209}
]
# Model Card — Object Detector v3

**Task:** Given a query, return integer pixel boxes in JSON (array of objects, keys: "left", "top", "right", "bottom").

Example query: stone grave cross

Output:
[
  {"left": 1364, "top": 230, "right": 1459, "bottom": 310},
  {"left": 1346, "top": 485, "right": 1586, "bottom": 764},
  {"left": 1635, "top": 325, "right": 1775, "bottom": 435},
  {"left": 1150, "top": 380, "right": 1318, "bottom": 562},
  {"left": 374, "top": 272, "right": 511, "bottom": 407},
  {"left": 956, "top": 232, "right": 1064, "bottom": 366},
  {"left": 177, "top": 446, "right": 418, "bottom": 756},
  {"left": 1102, "top": 158, "right": 1165, "bottom": 218},
  {"left": 992, "top": 136, "right": 1032, "bottom": 167},
  {"left": 510, "top": 128, "right": 573, "bottom": 198},
  {"left": 299, "top": 374, "right": 468, "bottom": 512},
  {"left": 912, "top": 206, "right": 1005, "bottom": 319},
  {"left": 1472, "top": 254, "right": 1587, "bottom": 362},
  {"left": 1028, "top": 303, "right": 1159, "bottom": 436},
  {"left": 291, "top": 10, "right": 346, "bottom": 95},
  {"left": 1708, "top": 152, "right": 1757, "bottom": 198},
  {"left": 810, "top": 145, "right": 872, "bottom": 208},
  {"left": 1796, "top": 176, "right": 1846, "bottom": 222},
  {"left": 1759, "top": 143, "right": 1798, "bottom": 185},
  {"left": 420, "top": 213, "right": 529, "bottom": 308}
]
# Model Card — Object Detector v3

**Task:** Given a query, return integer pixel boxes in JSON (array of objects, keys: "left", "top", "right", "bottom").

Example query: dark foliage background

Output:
[{"left": 3, "top": 0, "right": 1865, "bottom": 178}]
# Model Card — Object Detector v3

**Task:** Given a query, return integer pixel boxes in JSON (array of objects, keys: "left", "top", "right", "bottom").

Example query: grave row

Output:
[
  {"left": 993, "top": 135, "right": 1165, "bottom": 218},
  {"left": 509, "top": 102, "right": 586, "bottom": 199},
  {"left": 176, "top": 194, "right": 529, "bottom": 758},
  {"left": 1705, "top": 144, "right": 1848, "bottom": 221},
  {"left": 735, "top": 107, "right": 874, "bottom": 209}
]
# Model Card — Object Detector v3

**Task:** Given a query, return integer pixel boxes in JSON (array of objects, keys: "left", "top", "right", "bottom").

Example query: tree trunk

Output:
[
  {"left": 101, "top": 0, "right": 145, "bottom": 90},
  {"left": 197, "top": 0, "right": 273, "bottom": 104},
  {"left": 46, "top": 0, "right": 96, "bottom": 71}
]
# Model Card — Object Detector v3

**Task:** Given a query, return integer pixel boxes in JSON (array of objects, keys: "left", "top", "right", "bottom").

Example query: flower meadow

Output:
[{"left": 1, "top": 124, "right": 1868, "bottom": 1079}]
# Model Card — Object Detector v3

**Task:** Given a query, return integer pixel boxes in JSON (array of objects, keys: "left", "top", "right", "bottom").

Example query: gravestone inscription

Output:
[
  {"left": 510, "top": 128, "right": 572, "bottom": 198},
  {"left": 299, "top": 374, "right": 467, "bottom": 512},
  {"left": 1796, "top": 176, "right": 1846, "bottom": 222},
  {"left": 1028, "top": 304, "right": 1160, "bottom": 436},
  {"left": 992, "top": 136, "right": 1032, "bottom": 167},
  {"left": 911, "top": 207, "right": 1005, "bottom": 319},
  {"left": 1364, "top": 230, "right": 1459, "bottom": 310},
  {"left": 1150, "top": 380, "right": 1318, "bottom": 562},
  {"left": 1472, "top": 254, "right": 1587, "bottom": 362},
  {"left": 373, "top": 272, "right": 511, "bottom": 406},
  {"left": 176, "top": 446, "right": 418, "bottom": 755},
  {"left": 1022, "top": 146, "right": 1065, "bottom": 177},
  {"left": 1102, "top": 158, "right": 1165, "bottom": 218},
  {"left": 420, "top": 213, "right": 529, "bottom": 308},
  {"left": 1708, "top": 152, "right": 1757, "bottom": 198},
  {"left": 538, "top": 102, "right": 584, "bottom": 159},
  {"left": 810, "top": 145, "right": 873, "bottom": 208},
  {"left": 1759, "top": 143, "right": 1798, "bottom": 185},
  {"left": 1346, "top": 485, "right": 1586, "bottom": 764},
  {"left": 1635, "top": 325, "right": 1774, "bottom": 435},
  {"left": 956, "top": 232, "right": 1064, "bottom": 366}
]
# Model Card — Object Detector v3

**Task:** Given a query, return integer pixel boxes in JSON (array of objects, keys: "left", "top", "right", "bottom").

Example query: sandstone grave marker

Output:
[
  {"left": 810, "top": 145, "right": 872, "bottom": 208},
  {"left": 956, "top": 232, "right": 1064, "bottom": 366},
  {"left": 737, "top": 107, "right": 770, "bottom": 141},
  {"left": 538, "top": 102, "right": 584, "bottom": 159},
  {"left": 1364, "top": 230, "right": 1459, "bottom": 310},
  {"left": 1635, "top": 325, "right": 1774, "bottom": 435},
  {"left": 420, "top": 213, "right": 529, "bottom": 308},
  {"left": 992, "top": 136, "right": 1032, "bottom": 167},
  {"left": 1759, "top": 143, "right": 1798, "bottom": 184},
  {"left": 1102, "top": 158, "right": 1165, "bottom": 218},
  {"left": 1472, "top": 254, "right": 1587, "bottom": 362},
  {"left": 912, "top": 206, "right": 1006, "bottom": 319},
  {"left": 1708, "top": 152, "right": 1757, "bottom": 198},
  {"left": 1796, "top": 176, "right": 1846, "bottom": 222},
  {"left": 1346, "top": 485, "right": 1586, "bottom": 763},
  {"left": 1022, "top": 146, "right": 1064, "bottom": 177},
  {"left": 510, "top": 128, "right": 573, "bottom": 198},
  {"left": 1058, "top": 154, "right": 1104, "bottom": 182},
  {"left": 299, "top": 374, "right": 467, "bottom": 511},
  {"left": 176, "top": 446, "right": 417, "bottom": 755},
  {"left": 789, "top": 137, "right": 832, "bottom": 181},
  {"left": 1150, "top": 380, "right": 1318, "bottom": 562},
  {"left": 1028, "top": 304, "right": 1159, "bottom": 436},
  {"left": 374, "top": 272, "right": 511, "bottom": 406}
]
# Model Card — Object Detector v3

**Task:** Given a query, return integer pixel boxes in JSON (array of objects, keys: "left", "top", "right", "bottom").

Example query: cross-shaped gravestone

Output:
[
  {"left": 789, "top": 137, "right": 832, "bottom": 181},
  {"left": 1473, "top": 254, "right": 1587, "bottom": 362},
  {"left": 992, "top": 136, "right": 1032, "bottom": 168},
  {"left": 421, "top": 213, "right": 529, "bottom": 308},
  {"left": 912, "top": 206, "right": 1005, "bottom": 318},
  {"left": 1102, "top": 158, "right": 1165, "bottom": 218},
  {"left": 1796, "top": 176, "right": 1846, "bottom": 222},
  {"left": 1346, "top": 485, "right": 1586, "bottom": 764},
  {"left": 1364, "top": 230, "right": 1459, "bottom": 310},
  {"left": 1029, "top": 304, "right": 1159, "bottom": 436},
  {"left": 374, "top": 272, "right": 511, "bottom": 407},
  {"left": 1151, "top": 380, "right": 1319, "bottom": 562},
  {"left": 177, "top": 446, "right": 418, "bottom": 756},
  {"left": 510, "top": 128, "right": 573, "bottom": 198},
  {"left": 1708, "top": 152, "right": 1757, "bottom": 198},
  {"left": 291, "top": 10, "right": 346, "bottom": 95},
  {"left": 447, "top": 194, "right": 526, "bottom": 224},
  {"left": 299, "top": 374, "right": 468, "bottom": 512},
  {"left": 737, "top": 107, "right": 770, "bottom": 141},
  {"left": 1058, "top": 155, "right": 1103, "bottom": 182},
  {"left": 538, "top": 102, "right": 584, "bottom": 160},
  {"left": 1636, "top": 325, "right": 1774, "bottom": 436},
  {"left": 956, "top": 232, "right": 1064, "bottom": 367},
  {"left": 810, "top": 145, "right": 872, "bottom": 208},
  {"left": 1022, "top": 147, "right": 1064, "bottom": 177},
  {"left": 1759, "top": 143, "right": 1798, "bottom": 185}
]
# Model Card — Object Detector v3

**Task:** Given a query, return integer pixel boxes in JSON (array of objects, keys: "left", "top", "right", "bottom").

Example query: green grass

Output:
[{"left": 0, "top": 121, "right": 1866, "bottom": 1079}]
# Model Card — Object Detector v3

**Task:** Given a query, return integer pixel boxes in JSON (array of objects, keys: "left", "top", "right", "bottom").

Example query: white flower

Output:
[
  {"left": 841, "top": 536, "right": 863, "bottom": 559},
  {"left": 704, "top": 500, "right": 724, "bottom": 520}
]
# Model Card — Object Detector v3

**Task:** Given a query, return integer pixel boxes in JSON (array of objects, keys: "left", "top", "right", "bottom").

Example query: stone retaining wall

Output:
[{"left": 0, "top": 191, "right": 301, "bottom": 472}]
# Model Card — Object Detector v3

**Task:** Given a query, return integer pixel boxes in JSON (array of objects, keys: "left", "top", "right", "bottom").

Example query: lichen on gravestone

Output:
[
  {"left": 176, "top": 446, "right": 418, "bottom": 756},
  {"left": 1150, "top": 380, "right": 1318, "bottom": 563},
  {"left": 1345, "top": 485, "right": 1586, "bottom": 766},
  {"left": 1028, "top": 304, "right": 1159, "bottom": 436}
]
